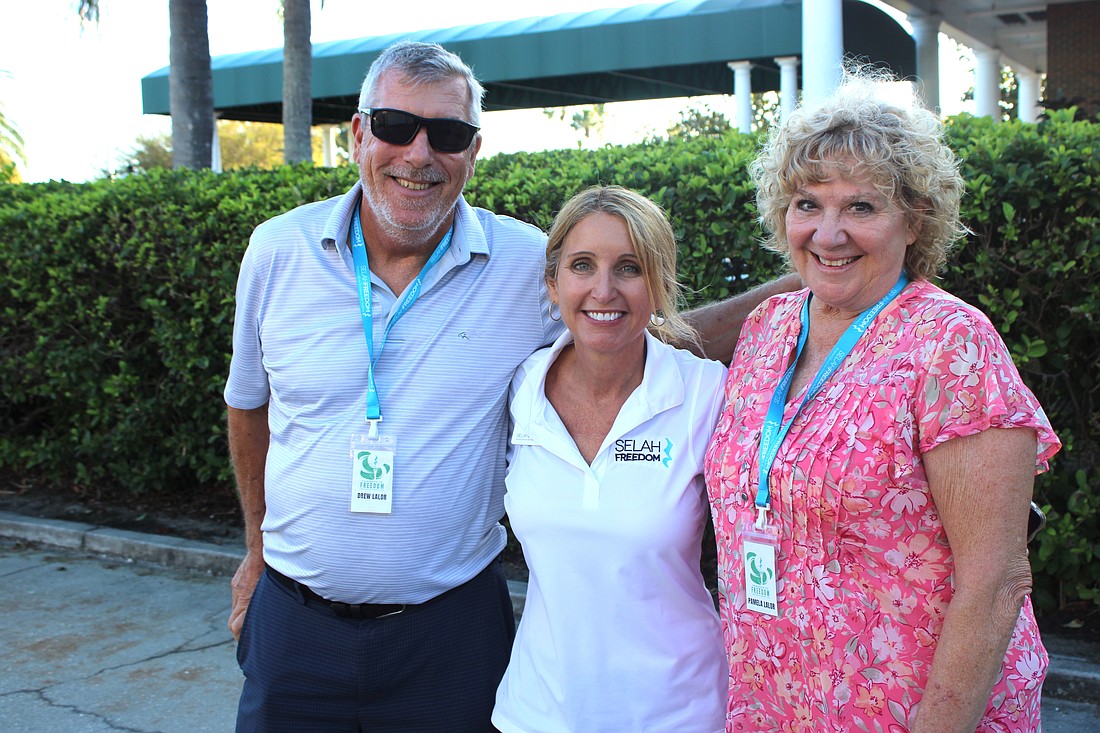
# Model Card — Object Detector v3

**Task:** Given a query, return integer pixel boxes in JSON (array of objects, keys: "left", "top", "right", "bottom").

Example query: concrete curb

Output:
[
  {"left": 1040, "top": 634, "right": 1100, "bottom": 704},
  {"left": 1045, "top": 657, "right": 1100, "bottom": 704},
  {"left": 0, "top": 511, "right": 244, "bottom": 575},
  {"left": 0, "top": 510, "right": 529, "bottom": 617},
  {"left": 1, "top": 510, "right": 1093, "bottom": 703}
]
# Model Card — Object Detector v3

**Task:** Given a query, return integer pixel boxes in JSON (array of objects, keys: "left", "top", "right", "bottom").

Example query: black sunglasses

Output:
[{"left": 359, "top": 107, "right": 480, "bottom": 153}]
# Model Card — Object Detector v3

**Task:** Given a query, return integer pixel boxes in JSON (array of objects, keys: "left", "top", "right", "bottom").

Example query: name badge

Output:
[
  {"left": 350, "top": 433, "right": 396, "bottom": 514},
  {"left": 741, "top": 521, "right": 780, "bottom": 617}
]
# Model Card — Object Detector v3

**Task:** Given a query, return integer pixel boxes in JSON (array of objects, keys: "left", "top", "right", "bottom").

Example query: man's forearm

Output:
[
  {"left": 227, "top": 404, "right": 270, "bottom": 554},
  {"left": 686, "top": 272, "right": 802, "bottom": 364}
]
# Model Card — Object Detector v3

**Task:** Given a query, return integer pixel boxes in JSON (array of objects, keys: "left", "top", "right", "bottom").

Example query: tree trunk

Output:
[
  {"left": 282, "top": 0, "right": 313, "bottom": 165},
  {"left": 169, "top": 0, "right": 213, "bottom": 170}
]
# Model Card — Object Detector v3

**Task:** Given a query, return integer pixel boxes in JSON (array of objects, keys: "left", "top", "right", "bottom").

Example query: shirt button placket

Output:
[{"left": 582, "top": 470, "right": 600, "bottom": 511}]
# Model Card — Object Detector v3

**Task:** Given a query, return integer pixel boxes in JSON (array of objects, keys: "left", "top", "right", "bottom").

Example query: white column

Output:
[
  {"left": 322, "top": 125, "right": 337, "bottom": 167},
  {"left": 909, "top": 13, "right": 942, "bottom": 113},
  {"left": 974, "top": 45, "right": 1003, "bottom": 122},
  {"left": 1016, "top": 69, "right": 1041, "bottom": 123},
  {"left": 774, "top": 56, "right": 800, "bottom": 120},
  {"left": 727, "top": 61, "right": 755, "bottom": 133},
  {"left": 330, "top": 125, "right": 341, "bottom": 163},
  {"left": 802, "top": 0, "right": 843, "bottom": 104},
  {"left": 211, "top": 114, "right": 223, "bottom": 173}
]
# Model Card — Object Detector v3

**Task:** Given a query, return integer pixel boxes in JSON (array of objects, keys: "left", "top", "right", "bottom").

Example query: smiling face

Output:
[
  {"left": 548, "top": 211, "right": 653, "bottom": 361},
  {"left": 352, "top": 70, "right": 481, "bottom": 251},
  {"left": 785, "top": 163, "right": 919, "bottom": 320}
]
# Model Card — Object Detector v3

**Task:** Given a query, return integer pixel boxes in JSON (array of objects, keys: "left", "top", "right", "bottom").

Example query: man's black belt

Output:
[{"left": 266, "top": 564, "right": 424, "bottom": 619}]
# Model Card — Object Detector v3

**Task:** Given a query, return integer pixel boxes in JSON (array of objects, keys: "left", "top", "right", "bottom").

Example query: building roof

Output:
[
  {"left": 140, "top": 0, "right": 914, "bottom": 124},
  {"left": 879, "top": 0, "right": 1062, "bottom": 74}
]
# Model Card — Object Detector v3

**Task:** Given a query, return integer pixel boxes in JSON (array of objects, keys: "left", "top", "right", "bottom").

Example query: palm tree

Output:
[
  {"left": 281, "top": 0, "right": 314, "bottom": 164},
  {"left": 78, "top": 0, "right": 213, "bottom": 170},
  {"left": 0, "top": 70, "right": 26, "bottom": 182},
  {"left": 167, "top": 0, "right": 213, "bottom": 168}
]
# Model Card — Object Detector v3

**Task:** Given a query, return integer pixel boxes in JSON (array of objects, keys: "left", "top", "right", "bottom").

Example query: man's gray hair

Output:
[{"left": 358, "top": 41, "right": 486, "bottom": 125}]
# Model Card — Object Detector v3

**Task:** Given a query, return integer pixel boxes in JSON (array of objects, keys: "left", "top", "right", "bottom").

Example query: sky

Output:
[{"left": 0, "top": 0, "right": 975, "bottom": 184}]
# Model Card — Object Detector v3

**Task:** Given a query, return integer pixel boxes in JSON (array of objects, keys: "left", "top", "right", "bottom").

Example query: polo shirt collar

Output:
[
  {"left": 452, "top": 194, "right": 488, "bottom": 260},
  {"left": 320, "top": 182, "right": 363, "bottom": 252},
  {"left": 515, "top": 329, "right": 686, "bottom": 445}
]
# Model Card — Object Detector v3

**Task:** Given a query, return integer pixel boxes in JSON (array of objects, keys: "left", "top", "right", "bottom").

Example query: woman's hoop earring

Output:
[
  {"left": 650, "top": 311, "right": 666, "bottom": 327},
  {"left": 549, "top": 302, "right": 562, "bottom": 322}
]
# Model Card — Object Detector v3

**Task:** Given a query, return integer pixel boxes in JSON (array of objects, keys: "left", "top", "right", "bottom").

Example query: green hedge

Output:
[
  {"left": 941, "top": 110, "right": 1100, "bottom": 610},
  {"left": 2, "top": 117, "right": 1098, "bottom": 610},
  {"left": 0, "top": 165, "right": 356, "bottom": 492},
  {"left": 471, "top": 134, "right": 782, "bottom": 303}
]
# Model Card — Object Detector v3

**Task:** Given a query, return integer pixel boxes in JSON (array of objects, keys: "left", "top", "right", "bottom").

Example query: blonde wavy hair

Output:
[
  {"left": 751, "top": 67, "right": 967, "bottom": 279},
  {"left": 545, "top": 186, "right": 698, "bottom": 348}
]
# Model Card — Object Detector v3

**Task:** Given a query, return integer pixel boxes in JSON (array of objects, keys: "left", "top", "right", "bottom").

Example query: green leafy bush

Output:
[
  {"left": 2, "top": 118, "right": 1098, "bottom": 610},
  {"left": 469, "top": 133, "right": 783, "bottom": 304},
  {"left": 942, "top": 110, "right": 1100, "bottom": 610},
  {"left": 1, "top": 164, "right": 357, "bottom": 494}
]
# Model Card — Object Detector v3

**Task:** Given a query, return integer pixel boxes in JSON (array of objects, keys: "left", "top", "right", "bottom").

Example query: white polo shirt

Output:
[
  {"left": 224, "top": 182, "right": 562, "bottom": 604},
  {"left": 493, "top": 330, "right": 728, "bottom": 733}
]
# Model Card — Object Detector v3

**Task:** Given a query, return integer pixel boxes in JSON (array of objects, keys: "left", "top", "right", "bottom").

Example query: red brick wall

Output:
[{"left": 1047, "top": 1, "right": 1100, "bottom": 117}]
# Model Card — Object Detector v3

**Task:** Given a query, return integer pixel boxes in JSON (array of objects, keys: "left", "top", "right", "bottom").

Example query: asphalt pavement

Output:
[
  {"left": 0, "top": 524, "right": 239, "bottom": 732},
  {"left": 1, "top": 510, "right": 1097, "bottom": 732}
]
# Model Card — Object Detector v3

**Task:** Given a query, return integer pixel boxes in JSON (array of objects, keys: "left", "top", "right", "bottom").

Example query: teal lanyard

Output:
[
  {"left": 350, "top": 205, "right": 453, "bottom": 426},
  {"left": 755, "top": 273, "right": 909, "bottom": 526}
]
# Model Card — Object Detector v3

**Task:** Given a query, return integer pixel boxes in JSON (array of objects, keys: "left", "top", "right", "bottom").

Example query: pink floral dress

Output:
[{"left": 704, "top": 280, "right": 1060, "bottom": 732}]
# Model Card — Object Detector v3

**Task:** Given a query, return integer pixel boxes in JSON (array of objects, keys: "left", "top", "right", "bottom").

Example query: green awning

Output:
[{"left": 141, "top": 0, "right": 914, "bottom": 124}]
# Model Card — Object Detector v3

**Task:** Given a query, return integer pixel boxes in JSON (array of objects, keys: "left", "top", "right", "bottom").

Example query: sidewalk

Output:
[{"left": 1, "top": 509, "right": 1097, "bottom": 731}]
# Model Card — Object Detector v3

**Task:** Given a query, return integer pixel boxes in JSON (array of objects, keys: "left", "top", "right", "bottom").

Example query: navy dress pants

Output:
[{"left": 235, "top": 560, "right": 515, "bottom": 733}]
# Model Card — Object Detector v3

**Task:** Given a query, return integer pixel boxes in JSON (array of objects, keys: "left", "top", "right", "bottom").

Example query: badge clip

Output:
[{"left": 755, "top": 504, "right": 770, "bottom": 531}]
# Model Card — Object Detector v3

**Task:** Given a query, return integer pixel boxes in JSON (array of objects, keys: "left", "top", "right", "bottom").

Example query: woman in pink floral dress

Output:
[{"left": 704, "top": 71, "right": 1060, "bottom": 733}]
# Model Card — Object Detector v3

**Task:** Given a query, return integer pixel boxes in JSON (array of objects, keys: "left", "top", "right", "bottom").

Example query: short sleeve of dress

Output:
[{"left": 912, "top": 294, "right": 1060, "bottom": 473}]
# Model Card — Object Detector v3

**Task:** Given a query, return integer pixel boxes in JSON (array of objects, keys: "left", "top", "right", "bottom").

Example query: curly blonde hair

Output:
[
  {"left": 545, "top": 186, "right": 698, "bottom": 348},
  {"left": 751, "top": 68, "right": 967, "bottom": 279}
]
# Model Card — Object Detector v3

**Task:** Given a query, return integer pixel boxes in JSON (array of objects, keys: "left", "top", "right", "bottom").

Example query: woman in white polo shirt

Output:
[{"left": 493, "top": 186, "right": 727, "bottom": 733}]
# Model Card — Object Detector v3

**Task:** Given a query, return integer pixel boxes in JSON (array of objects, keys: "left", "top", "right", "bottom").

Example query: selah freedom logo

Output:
[{"left": 614, "top": 437, "right": 673, "bottom": 467}]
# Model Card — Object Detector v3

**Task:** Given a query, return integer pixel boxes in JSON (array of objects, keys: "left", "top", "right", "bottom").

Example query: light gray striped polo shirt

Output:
[{"left": 225, "top": 182, "right": 562, "bottom": 603}]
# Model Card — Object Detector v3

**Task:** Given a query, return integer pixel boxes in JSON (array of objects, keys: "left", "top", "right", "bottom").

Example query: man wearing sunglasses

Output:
[{"left": 225, "top": 40, "right": 793, "bottom": 733}]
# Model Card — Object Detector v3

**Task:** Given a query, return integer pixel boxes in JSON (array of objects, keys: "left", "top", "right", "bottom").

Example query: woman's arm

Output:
[{"left": 912, "top": 427, "right": 1038, "bottom": 733}]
